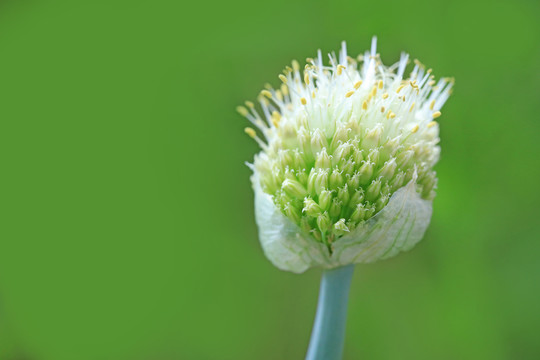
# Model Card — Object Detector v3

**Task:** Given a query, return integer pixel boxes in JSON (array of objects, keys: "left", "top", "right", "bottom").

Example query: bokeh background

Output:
[{"left": 1, "top": 0, "right": 539, "bottom": 359}]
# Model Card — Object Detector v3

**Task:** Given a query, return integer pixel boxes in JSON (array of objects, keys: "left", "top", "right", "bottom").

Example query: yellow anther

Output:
[
  {"left": 389, "top": 111, "right": 396, "bottom": 119},
  {"left": 244, "top": 127, "right": 256, "bottom": 138},
  {"left": 430, "top": 100, "right": 436, "bottom": 110},
  {"left": 337, "top": 64, "right": 346, "bottom": 75},
  {"left": 271, "top": 112, "right": 281, "bottom": 128},
  {"left": 428, "top": 80, "right": 436, "bottom": 86},
  {"left": 278, "top": 74, "right": 288, "bottom": 83},
  {"left": 378, "top": 80, "right": 383, "bottom": 89},
  {"left": 362, "top": 101, "right": 368, "bottom": 110},
  {"left": 275, "top": 90, "right": 283, "bottom": 101},
  {"left": 427, "top": 121, "right": 437, "bottom": 128},
  {"left": 312, "top": 91, "right": 316, "bottom": 98},
  {"left": 381, "top": 106, "right": 385, "bottom": 113},
  {"left": 427, "top": 68, "right": 432, "bottom": 74},
  {"left": 354, "top": 80, "right": 363, "bottom": 89},
  {"left": 261, "top": 90, "right": 272, "bottom": 98},
  {"left": 281, "top": 84, "right": 289, "bottom": 96},
  {"left": 264, "top": 83, "right": 272, "bottom": 90},
  {"left": 300, "top": 97, "right": 307, "bottom": 105},
  {"left": 382, "top": 93, "right": 389, "bottom": 99},
  {"left": 432, "top": 111, "right": 442, "bottom": 119},
  {"left": 236, "top": 106, "right": 249, "bottom": 116},
  {"left": 245, "top": 101, "right": 254, "bottom": 108},
  {"left": 411, "top": 125, "right": 419, "bottom": 133},
  {"left": 304, "top": 72, "right": 310, "bottom": 85},
  {"left": 292, "top": 60, "right": 300, "bottom": 72},
  {"left": 396, "top": 84, "right": 405, "bottom": 93},
  {"left": 409, "top": 102, "right": 415, "bottom": 112},
  {"left": 345, "top": 90, "right": 355, "bottom": 98},
  {"left": 306, "top": 57, "right": 314, "bottom": 63},
  {"left": 371, "top": 86, "right": 377, "bottom": 97}
]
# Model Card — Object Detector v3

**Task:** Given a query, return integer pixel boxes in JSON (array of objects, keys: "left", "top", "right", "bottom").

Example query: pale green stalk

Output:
[{"left": 306, "top": 265, "right": 354, "bottom": 360}]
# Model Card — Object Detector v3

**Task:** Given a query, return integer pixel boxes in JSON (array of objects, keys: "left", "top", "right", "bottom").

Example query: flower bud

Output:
[
  {"left": 363, "top": 124, "right": 383, "bottom": 149},
  {"left": 375, "top": 194, "right": 390, "bottom": 212},
  {"left": 377, "top": 158, "right": 397, "bottom": 179},
  {"left": 284, "top": 202, "right": 302, "bottom": 224},
  {"left": 303, "top": 198, "right": 322, "bottom": 217},
  {"left": 293, "top": 150, "right": 307, "bottom": 170},
  {"left": 350, "top": 203, "right": 367, "bottom": 222},
  {"left": 307, "top": 168, "right": 317, "bottom": 194},
  {"left": 317, "top": 212, "right": 332, "bottom": 233},
  {"left": 337, "top": 185, "right": 350, "bottom": 206},
  {"left": 353, "top": 148, "right": 364, "bottom": 164},
  {"left": 357, "top": 160, "right": 374, "bottom": 185},
  {"left": 314, "top": 169, "right": 329, "bottom": 195},
  {"left": 246, "top": 38, "right": 451, "bottom": 272},
  {"left": 342, "top": 159, "right": 355, "bottom": 177},
  {"left": 349, "top": 188, "right": 365, "bottom": 207},
  {"left": 330, "top": 126, "right": 349, "bottom": 150},
  {"left": 368, "top": 148, "right": 380, "bottom": 164},
  {"left": 396, "top": 150, "right": 414, "bottom": 168},
  {"left": 390, "top": 171, "right": 405, "bottom": 191},
  {"left": 311, "top": 128, "right": 327, "bottom": 154},
  {"left": 315, "top": 148, "right": 331, "bottom": 169},
  {"left": 329, "top": 169, "right": 344, "bottom": 189},
  {"left": 348, "top": 171, "right": 361, "bottom": 190},
  {"left": 318, "top": 189, "right": 332, "bottom": 211},
  {"left": 366, "top": 178, "right": 382, "bottom": 202},
  {"left": 333, "top": 218, "right": 350, "bottom": 236},
  {"left": 282, "top": 178, "right": 308, "bottom": 198},
  {"left": 332, "top": 142, "right": 352, "bottom": 166},
  {"left": 329, "top": 198, "right": 342, "bottom": 218},
  {"left": 278, "top": 150, "right": 294, "bottom": 169}
]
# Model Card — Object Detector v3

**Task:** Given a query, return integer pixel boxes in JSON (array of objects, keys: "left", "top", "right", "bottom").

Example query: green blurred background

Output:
[{"left": 0, "top": 0, "right": 539, "bottom": 359}]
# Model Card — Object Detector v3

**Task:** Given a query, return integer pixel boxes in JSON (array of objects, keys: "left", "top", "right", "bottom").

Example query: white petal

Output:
[
  {"left": 252, "top": 174, "right": 432, "bottom": 272},
  {"left": 252, "top": 175, "right": 332, "bottom": 273},
  {"left": 332, "top": 178, "right": 432, "bottom": 265}
]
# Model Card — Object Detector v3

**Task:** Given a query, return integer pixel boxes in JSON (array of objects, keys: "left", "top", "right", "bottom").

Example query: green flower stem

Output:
[{"left": 306, "top": 264, "right": 355, "bottom": 360}]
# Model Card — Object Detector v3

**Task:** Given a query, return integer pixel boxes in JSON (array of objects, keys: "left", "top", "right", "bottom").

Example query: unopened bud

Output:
[
  {"left": 349, "top": 188, "right": 365, "bottom": 207},
  {"left": 329, "top": 169, "right": 344, "bottom": 189},
  {"left": 377, "top": 158, "right": 397, "bottom": 179},
  {"left": 363, "top": 124, "right": 383, "bottom": 149},
  {"left": 317, "top": 212, "right": 332, "bottom": 233},
  {"left": 396, "top": 150, "right": 414, "bottom": 168},
  {"left": 333, "top": 218, "right": 350, "bottom": 236},
  {"left": 303, "top": 198, "right": 322, "bottom": 217},
  {"left": 329, "top": 198, "right": 342, "bottom": 218},
  {"left": 314, "top": 169, "right": 329, "bottom": 195},
  {"left": 358, "top": 160, "right": 374, "bottom": 185},
  {"left": 375, "top": 194, "right": 390, "bottom": 212},
  {"left": 315, "top": 148, "right": 331, "bottom": 169},
  {"left": 284, "top": 202, "right": 301, "bottom": 224},
  {"left": 337, "top": 185, "right": 350, "bottom": 205},
  {"left": 350, "top": 203, "right": 367, "bottom": 222},
  {"left": 366, "top": 178, "right": 382, "bottom": 202},
  {"left": 311, "top": 129, "right": 328, "bottom": 154},
  {"left": 318, "top": 189, "right": 332, "bottom": 211},
  {"left": 282, "top": 179, "right": 308, "bottom": 198}
]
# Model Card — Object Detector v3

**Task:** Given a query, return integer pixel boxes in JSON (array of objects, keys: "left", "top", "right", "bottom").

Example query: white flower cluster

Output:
[{"left": 239, "top": 38, "right": 453, "bottom": 272}]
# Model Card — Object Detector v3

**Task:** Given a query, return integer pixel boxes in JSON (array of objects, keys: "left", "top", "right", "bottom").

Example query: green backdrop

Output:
[{"left": 1, "top": 0, "right": 539, "bottom": 359}]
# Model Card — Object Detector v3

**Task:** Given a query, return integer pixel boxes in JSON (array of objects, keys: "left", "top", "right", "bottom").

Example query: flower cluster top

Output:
[{"left": 239, "top": 38, "right": 453, "bottom": 263}]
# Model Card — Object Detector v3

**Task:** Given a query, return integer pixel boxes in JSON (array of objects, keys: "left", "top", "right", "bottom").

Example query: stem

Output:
[{"left": 305, "top": 265, "right": 354, "bottom": 360}]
